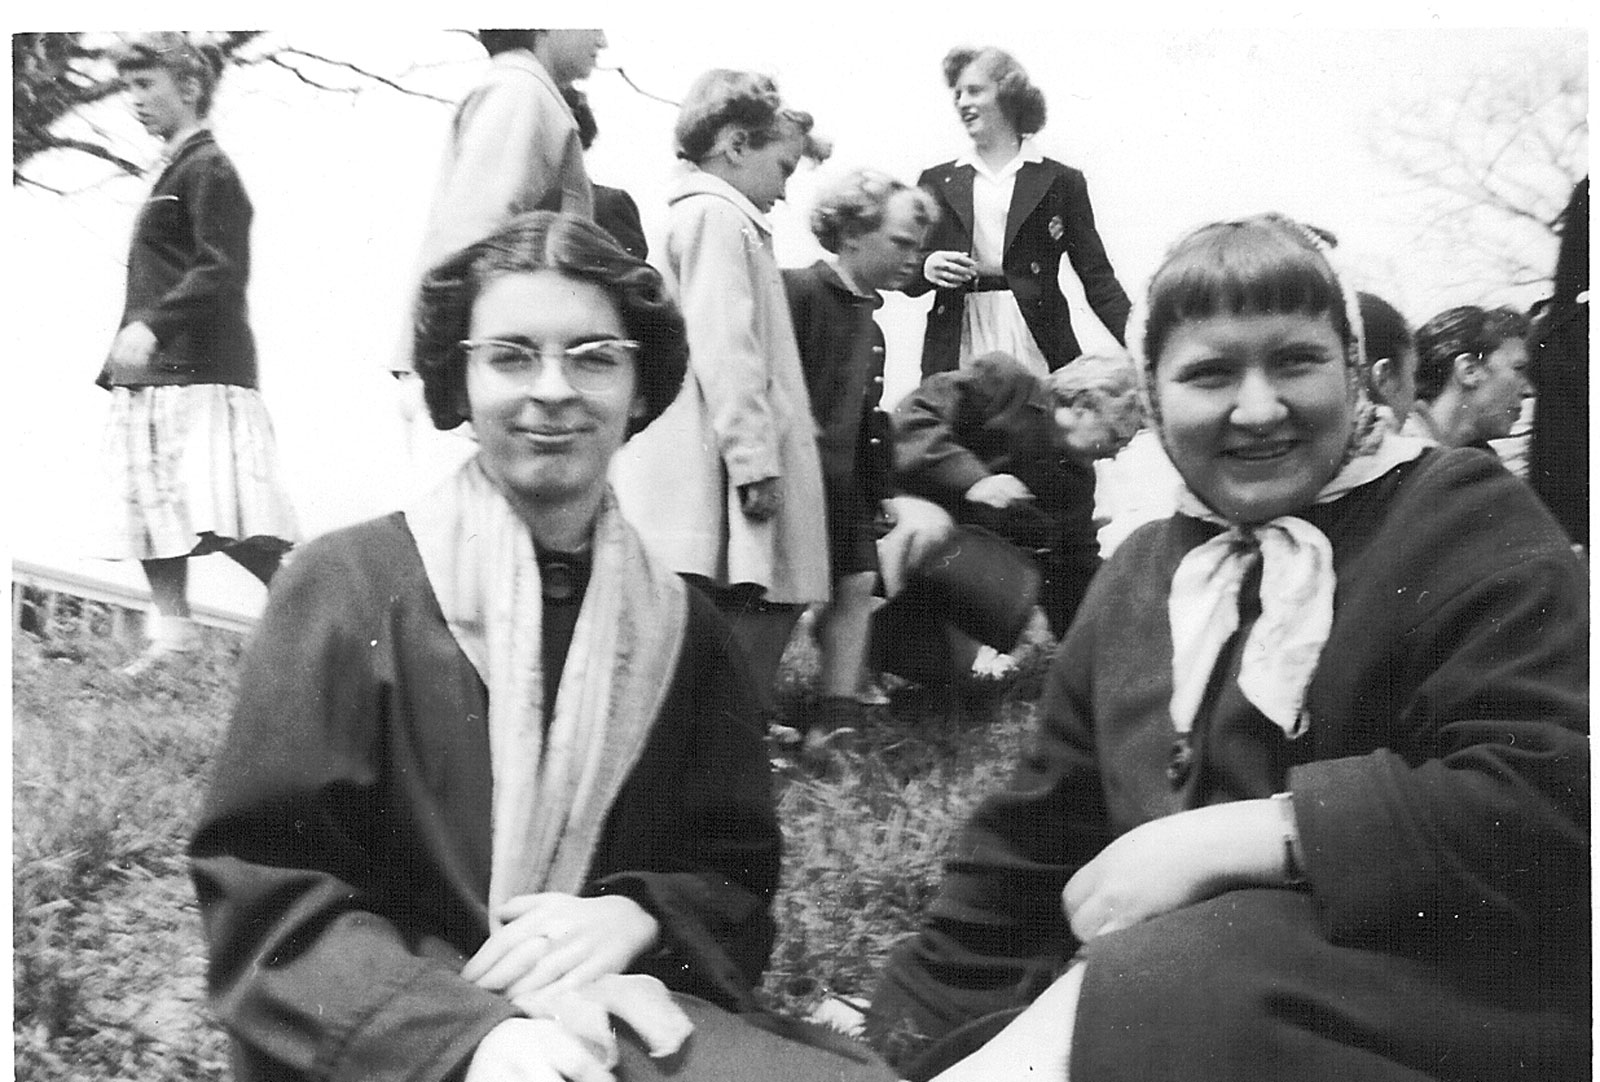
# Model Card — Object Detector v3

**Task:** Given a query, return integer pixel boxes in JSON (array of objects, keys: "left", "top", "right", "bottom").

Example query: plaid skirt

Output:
[{"left": 98, "top": 384, "right": 299, "bottom": 561}]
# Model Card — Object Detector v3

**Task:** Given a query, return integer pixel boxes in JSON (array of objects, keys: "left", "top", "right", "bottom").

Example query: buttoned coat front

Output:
[
  {"left": 905, "top": 157, "right": 1130, "bottom": 378},
  {"left": 611, "top": 170, "right": 829, "bottom": 604}
]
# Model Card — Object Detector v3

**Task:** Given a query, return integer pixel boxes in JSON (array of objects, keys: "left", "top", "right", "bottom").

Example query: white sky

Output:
[{"left": 5, "top": 7, "right": 1590, "bottom": 616}]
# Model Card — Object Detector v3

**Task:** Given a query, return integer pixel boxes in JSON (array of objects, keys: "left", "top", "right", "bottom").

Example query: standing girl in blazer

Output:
[
  {"left": 908, "top": 47, "right": 1131, "bottom": 378},
  {"left": 97, "top": 33, "right": 297, "bottom": 671}
]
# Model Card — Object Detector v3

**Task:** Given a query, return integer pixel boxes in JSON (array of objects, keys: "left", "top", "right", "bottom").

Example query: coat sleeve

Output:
[
  {"left": 1290, "top": 466, "right": 1590, "bottom": 957},
  {"left": 891, "top": 361, "right": 1012, "bottom": 505},
  {"left": 1058, "top": 170, "right": 1130, "bottom": 344},
  {"left": 586, "top": 592, "right": 781, "bottom": 1010},
  {"left": 189, "top": 533, "right": 516, "bottom": 1082},
  {"left": 128, "top": 155, "right": 250, "bottom": 343},
  {"left": 672, "top": 199, "right": 781, "bottom": 487},
  {"left": 870, "top": 599, "right": 1110, "bottom": 1056}
]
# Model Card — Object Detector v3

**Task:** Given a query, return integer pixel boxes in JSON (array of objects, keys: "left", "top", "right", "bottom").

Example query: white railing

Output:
[{"left": 11, "top": 559, "right": 256, "bottom": 637}]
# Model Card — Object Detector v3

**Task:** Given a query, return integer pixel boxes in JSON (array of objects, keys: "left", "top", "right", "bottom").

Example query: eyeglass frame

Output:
[{"left": 459, "top": 337, "right": 641, "bottom": 394}]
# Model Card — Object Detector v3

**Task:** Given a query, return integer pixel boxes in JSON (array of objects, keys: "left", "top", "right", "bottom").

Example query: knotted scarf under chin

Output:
[
  {"left": 404, "top": 458, "right": 688, "bottom": 924},
  {"left": 1165, "top": 430, "right": 1432, "bottom": 740},
  {"left": 1168, "top": 516, "right": 1333, "bottom": 739}
]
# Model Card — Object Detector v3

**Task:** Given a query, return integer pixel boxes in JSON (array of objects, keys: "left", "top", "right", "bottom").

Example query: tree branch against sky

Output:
[
  {"left": 12, "top": 30, "right": 454, "bottom": 189},
  {"left": 1370, "top": 43, "right": 1588, "bottom": 304}
]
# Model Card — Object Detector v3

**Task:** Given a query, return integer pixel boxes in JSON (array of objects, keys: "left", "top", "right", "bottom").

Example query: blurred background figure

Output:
[
  {"left": 1356, "top": 291, "right": 1422, "bottom": 434},
  {"left": 96, "top": 32, "right": 297, "bottom": 673},
  {"left": 1527, "top": 176, "right": 1588, "bottom": 549},
  {"left": 906, "top": 46, "right": 1130, "bottom": 378},
  {"left": 562, "top": 85, "right": 650, "bottom": 260},
  {"left": 785, "top": 169, "right": 941, "bottom": 738},
  {"left": 612, "top": 70, "right": 832, "bottom": 719},
  {"left": 1412, "top": 304, "right": 1532, "bottom": 453},
  {"left": 390, "top": 29, "right": 606, "bottom": 436}
]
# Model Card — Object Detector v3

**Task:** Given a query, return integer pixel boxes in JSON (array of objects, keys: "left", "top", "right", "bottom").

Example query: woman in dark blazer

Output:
[
  {"left": 906, "top": 47, "right": 1131, "bottom": 378},
  {"left": 97, "top": 33, "right": 297, "bottom": 672}
]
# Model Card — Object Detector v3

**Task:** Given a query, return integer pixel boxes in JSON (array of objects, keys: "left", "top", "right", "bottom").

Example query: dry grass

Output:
[{"left": 11, "top": 600, "right": 1052, "bottom": 1081}]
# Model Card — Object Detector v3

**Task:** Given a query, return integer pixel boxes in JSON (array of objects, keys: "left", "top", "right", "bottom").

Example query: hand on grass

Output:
[
  {"left": 463, "top": 893, "right": 660, "bottom": 1001},
  {"left": 1062, "top": 800, "right": 1286, "bottom": 943}
]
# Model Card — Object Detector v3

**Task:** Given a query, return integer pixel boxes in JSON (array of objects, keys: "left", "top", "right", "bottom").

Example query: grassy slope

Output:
[{"left": 11, "top": 607, "right": 1048, "bottom": 1081}]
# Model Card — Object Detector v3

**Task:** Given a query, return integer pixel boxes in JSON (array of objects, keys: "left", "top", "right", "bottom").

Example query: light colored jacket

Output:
[
  {"left": 612, "top": 168, "right": 829, "bottom": 604},
  {"left": 392, "top": 50, "right": 593, "bottom": 373}
]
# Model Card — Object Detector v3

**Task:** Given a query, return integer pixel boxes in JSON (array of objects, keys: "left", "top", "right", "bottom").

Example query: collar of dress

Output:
[
  {"left": 955, "top": 137, "right": 1044, "bottom": 183},
  {"left": 667, "top": 165, "right": 773, "bottom": 234}
]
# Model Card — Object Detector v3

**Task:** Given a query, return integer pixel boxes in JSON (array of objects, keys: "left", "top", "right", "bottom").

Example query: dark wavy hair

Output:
[
  {"left": 1142, "top": 215, "right": 1351, "bottom": 377},
  {"left": 112, "top": 32, "right": 226, "bottom": 116},
  {"left": 808, "top": 169, "right": 939, "bottom": 254},
  {"left": 1413, "top": 305, "right": 1530, "bottom": 403},
  {"left": 942, "top": 47, "right": 1047, "bottom": 137},
  {"left": 412, "top": 212, "right": 688, "bottom": 434},
  {"left": 673, "top": 69, "right": 830, "bottom": 164}
]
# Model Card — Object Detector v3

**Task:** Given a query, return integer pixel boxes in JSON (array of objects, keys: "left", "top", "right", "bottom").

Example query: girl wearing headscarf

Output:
[{"left": 870, "top": 214, "right": 1589, "bottom": 1082}]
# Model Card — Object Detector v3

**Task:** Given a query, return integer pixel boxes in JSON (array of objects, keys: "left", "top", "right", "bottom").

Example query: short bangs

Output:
[{"left": 1144, "top": 219, "right": 1349, "bottom": 367}]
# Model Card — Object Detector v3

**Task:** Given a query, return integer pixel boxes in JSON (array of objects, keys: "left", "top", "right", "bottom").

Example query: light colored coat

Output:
[
  {"left": 391, "top": 50, "right": 593, "bottom": 374},
  {"left": 612, "top": 168, "right": 829, "bottom": 604}
]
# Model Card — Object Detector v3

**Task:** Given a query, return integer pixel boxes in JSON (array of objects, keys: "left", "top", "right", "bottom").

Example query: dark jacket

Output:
[
  {"left": 190, "top": 513, "right": 781, "bottom": 1082},
  {"left": 905, "top": 157, "right": 1129, "bottom": 377},
  {"left": 783, "top": 261, "right": 891, "bottom": 499},
  {"left": 595, "top": 182, "right": 649, "bottom": 261},
  {"left": 892, "top": 354, "right": 1097, "bottom": 559},
  {"left": 99, "top": 129, "right": 257, "bottom": 389},
  {"left": 874, "top": 449, "right": 1590, "bottom": 1081}
]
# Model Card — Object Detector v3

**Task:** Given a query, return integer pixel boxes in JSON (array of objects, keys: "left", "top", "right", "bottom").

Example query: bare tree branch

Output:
[{"left": 248, "top": 48, "right": 453, "bottom": 104}]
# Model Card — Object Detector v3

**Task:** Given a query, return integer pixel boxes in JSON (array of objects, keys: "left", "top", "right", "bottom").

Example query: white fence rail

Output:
[{"left": 11, "top": 559, "right": 256, "bottom": 637}]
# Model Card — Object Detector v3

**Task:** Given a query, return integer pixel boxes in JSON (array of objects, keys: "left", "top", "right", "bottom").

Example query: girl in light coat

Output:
[{"left": 613, "top": 69, "right": 831, "bottom": 706}]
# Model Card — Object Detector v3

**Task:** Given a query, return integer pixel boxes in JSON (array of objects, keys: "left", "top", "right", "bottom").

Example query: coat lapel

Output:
[
  {"left": 937, "top": 165, "right": 977, "bottom": 243},
  {"left": 1004, "top": 161, "right": 1053, "bottom": 256}
]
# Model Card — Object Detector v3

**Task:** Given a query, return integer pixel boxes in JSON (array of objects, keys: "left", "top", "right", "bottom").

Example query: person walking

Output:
[{"left": 97, "top": 32, "right": 297, "bottom": 672}]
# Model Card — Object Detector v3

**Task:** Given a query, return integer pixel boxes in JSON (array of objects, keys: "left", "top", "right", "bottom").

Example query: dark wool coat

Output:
[
  {"left": 874, "top": 448, "right": 1590, "bottom": 1081},
  {"left": 904, "top": 157, "right": 1130, "bottom": 377},
  {"left": 99, "top": 130, "right": 258, "bottom": 389},
  {"left": 190, "top": 513, "right": 781, "bottom": 1082},
  {"left": 782, "top": 261, "right": 890, "bottom": 496}
]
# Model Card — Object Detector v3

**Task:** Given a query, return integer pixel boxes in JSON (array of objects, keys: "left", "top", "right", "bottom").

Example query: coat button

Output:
[
  {"left": 935, "top": 305, "right": 946, "bottom": 314},
  {"left": 1030, "top": 261, "right": 1041, "bottom": 274}
]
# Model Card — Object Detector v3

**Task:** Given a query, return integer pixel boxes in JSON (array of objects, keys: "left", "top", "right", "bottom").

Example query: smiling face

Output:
[
  {"left": 951, "top": 60, "right": 1013, "bottom": 146},
  {"left": 466, "top": 270, "right": 642, "bottom": 515},
  {"left": 123, "top": 66, "right": 198, "bottom": 141},
  {"left": 1469, "top": 337, "right": 1531, "bottom": 441},
  {"left": 1155, "top": 311, "right": 1354, "bottom": 525},
  {"left": 840, "top": 190, "right": 931, "bottom": 292}
]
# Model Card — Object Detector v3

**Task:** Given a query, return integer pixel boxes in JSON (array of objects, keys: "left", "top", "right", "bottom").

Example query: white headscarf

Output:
[{"left": 1130, "top": 215, "right": 1432, "bottom": 738}]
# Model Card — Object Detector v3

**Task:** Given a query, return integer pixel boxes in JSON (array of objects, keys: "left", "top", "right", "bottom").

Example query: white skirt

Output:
[
  {"left": 98, "top": 384, "right": 299, "bottom": 561},
  {"left": 959, "top": 291, "right": 1051, "bottom": 377}
]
